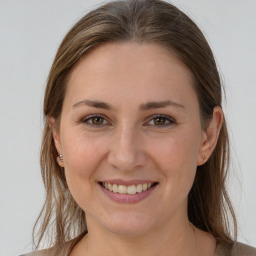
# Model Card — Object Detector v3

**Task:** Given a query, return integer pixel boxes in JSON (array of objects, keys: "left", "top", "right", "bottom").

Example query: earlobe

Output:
[
  {"left": 48, "top": 117, "right": 64, "bottom": 167},
  {"left": 197, "top": 106, "right": 223, "bottom": 166},
  {"left": 57, "top": 154, "right": 65, "bottom": 167}
]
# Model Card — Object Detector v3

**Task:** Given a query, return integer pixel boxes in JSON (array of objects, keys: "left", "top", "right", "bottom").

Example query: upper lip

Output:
[{"left": 100, "top": 179, "right": 157, "bottom": 186}]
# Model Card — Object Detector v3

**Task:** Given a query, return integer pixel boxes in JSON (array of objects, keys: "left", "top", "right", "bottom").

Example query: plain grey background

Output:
[{"left": 0, "top": 0, "right": 255, "bottom": 255}]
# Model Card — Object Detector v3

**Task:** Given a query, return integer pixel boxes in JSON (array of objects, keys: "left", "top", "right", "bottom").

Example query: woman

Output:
[{"left": 23, "top": 0, "right": 256, "bottom": 255}]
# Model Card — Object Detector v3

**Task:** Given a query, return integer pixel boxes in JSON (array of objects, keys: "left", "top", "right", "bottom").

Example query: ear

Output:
[
  {"left": 197, "top": 106, "right": 223, "bottom": 166},
  {"left": 48, "top": 117, "right": 64, "bottom": 167}
]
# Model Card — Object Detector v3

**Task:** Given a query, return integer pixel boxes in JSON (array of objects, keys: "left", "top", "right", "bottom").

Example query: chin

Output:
[
  {"left": 98, "top": 212, "right": 154, "bottom": 237},
  {"left": 106, "top": 224, "right": 150, "bottom": 238}
]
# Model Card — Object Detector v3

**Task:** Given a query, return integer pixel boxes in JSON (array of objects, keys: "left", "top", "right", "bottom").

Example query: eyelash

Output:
[
  {"left": 81, "top": 114, "right": 176, "bottom": 128},
  {"left": 144, "top": 114, "right": 176, "bottom": 127},
  {"left": 81, "top": 114, "right": 110, "bottom": 127}
]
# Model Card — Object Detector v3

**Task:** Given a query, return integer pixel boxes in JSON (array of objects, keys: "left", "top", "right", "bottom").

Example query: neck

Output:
[{"left": 79, "top": 217, "right": 198, "bottom": 256}]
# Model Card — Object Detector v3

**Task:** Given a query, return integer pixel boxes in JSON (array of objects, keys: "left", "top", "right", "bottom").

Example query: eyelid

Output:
[
  {"left": 81, "top": 114, "right": 111, "bottom": 127},
  {"left": 144, "top": 114, "right": 176, "bottom": 126},
  {"left": 79, "top": 113, "right": 176, "bottom": 128}
]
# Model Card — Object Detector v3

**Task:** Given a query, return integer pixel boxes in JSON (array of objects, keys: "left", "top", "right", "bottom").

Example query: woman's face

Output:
[{"left": 53, "top": 42, "right": 211, "bottom": 236}]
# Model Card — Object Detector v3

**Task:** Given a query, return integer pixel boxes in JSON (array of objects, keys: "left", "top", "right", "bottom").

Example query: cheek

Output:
[
  {"left": 148, "top": 129, "right": 201, "bottom": 193},
  {"left": 150, "top": 131, "right": 200, "bottom": 168},
  {"left": 60, "top": 132, "right": 108, "bottom": 204},
  {"left": 62, "top": 130, "right": 106, "bottom": 173}
]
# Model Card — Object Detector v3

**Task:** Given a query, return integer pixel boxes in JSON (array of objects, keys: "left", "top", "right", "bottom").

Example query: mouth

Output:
[{"left": 99, "top": 182, "right": 158, "bottom": 195}]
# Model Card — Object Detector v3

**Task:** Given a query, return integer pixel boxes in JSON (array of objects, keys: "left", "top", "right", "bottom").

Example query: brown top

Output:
[
  {"left": 215, "top": 241, "right": 256, "bottom": 256},
  {"left": 20, "top": 240, "right": 256, "bottom": 256}
]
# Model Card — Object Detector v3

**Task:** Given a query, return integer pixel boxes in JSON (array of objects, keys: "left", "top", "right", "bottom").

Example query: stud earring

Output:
[
  {"left": 202, "top": 155, "right": 206, "bottom": 162},
  {"left": 58, "top": 154, "right": 64, "bottom": 162}
]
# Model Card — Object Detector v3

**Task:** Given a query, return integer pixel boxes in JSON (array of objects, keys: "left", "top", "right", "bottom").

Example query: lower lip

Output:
[{"left": 100, "top": 184, "right": 157, "bottom": 204}]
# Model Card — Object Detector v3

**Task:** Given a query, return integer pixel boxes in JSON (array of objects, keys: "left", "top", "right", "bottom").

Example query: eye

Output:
[
  {"left": 145, "top": 115, "right": 175, "bottom": 127},
  {"left": 81, "top": 114, "right": 109, "bottom": 127}
]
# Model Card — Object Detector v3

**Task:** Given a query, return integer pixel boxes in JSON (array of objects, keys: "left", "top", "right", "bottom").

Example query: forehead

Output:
[
  {"left": 69, "top": 42, "right": 194, "bottom": 81},
  {"left": 64, "top": 42, "right": 197, "bottom": 107}
]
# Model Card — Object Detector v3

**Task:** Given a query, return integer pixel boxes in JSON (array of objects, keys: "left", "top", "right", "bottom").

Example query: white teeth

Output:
[
  {"left": 127, "top": 185, "right": 136, "bottom": 195},
  {"left": 136, "top": 184, "right": 143, "bottom": 193},
  {"left": 112, "top": 184, "right": 118, "bottom": 193},
  {"left": 142, "top": 183, "right": 148, "bottom": 191},
  {"left": 108, "top": 183, "right": 113, "bottom": 192},
  {"left": 118, "top": 185, "right": 127, "bottom": 194},
  {"left": 102, "top": 182, "right": 154, "bottom": 194}
]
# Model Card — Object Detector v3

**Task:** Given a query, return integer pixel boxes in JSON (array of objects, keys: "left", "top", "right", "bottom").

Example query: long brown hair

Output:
[{"left": 33, "top": 0, "right": 237, "bottom": 250}]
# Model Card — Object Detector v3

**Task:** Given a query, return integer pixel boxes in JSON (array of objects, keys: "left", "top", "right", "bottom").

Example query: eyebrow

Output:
[
  {"left": 139, "top": 100, "right": 185, "bottom": 111},
  {"left": 73, "top": 99, "right": 184, "bottom": 110},
  {"left": 73, "top": 100, "right": 112, "bottom": 110}
]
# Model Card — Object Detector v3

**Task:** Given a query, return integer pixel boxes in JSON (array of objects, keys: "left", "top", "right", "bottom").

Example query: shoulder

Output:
[
  {"left": 234, "top": 242, "right": 256, "bottom": 256},
  {"left": 19, "top": 242, "right": 71, "bottom": 256},
  {"left": 19, "top": 247, "right": 55, "bottom": 256},
  {"left": 216, "top": 241, "right": 256, "bottom": 256},
  {"left": 19, "top": 234, "right": 85, "bottom": 256}
]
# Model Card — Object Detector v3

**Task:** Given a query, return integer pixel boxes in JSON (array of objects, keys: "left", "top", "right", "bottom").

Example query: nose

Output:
[{"left": 107, "top": 126, "right": 147, "bottom": 172}]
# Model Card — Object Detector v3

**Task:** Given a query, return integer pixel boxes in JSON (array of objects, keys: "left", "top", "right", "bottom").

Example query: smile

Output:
[{"left": 101, "top": 182, "right": 156, "bottom": 194}]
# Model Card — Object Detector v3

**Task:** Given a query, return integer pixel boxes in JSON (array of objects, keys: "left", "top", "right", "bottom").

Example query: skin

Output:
[{"left": 51, "top": 42, "right": 223, "bottom": 256}]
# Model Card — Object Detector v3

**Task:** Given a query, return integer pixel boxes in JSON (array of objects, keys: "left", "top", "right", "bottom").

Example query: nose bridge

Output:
[{"left": 107, "top": 123, "right": 145, "bottom": 171}]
